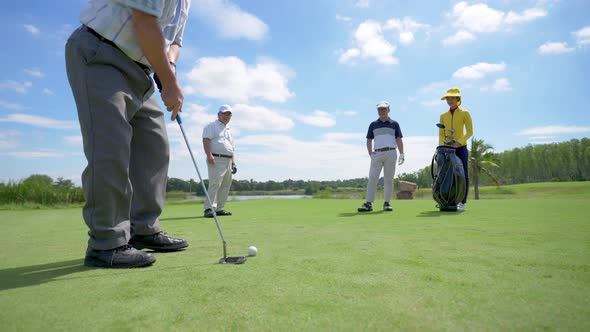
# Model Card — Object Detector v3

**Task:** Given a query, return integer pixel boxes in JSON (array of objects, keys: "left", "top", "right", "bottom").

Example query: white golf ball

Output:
[{"left": 248, "top": 246, "right": 258, "bottom": 256}]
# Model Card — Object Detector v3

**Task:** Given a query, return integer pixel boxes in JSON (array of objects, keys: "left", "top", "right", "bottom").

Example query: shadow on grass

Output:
[
  {"left": 0, "top": 259, "right": 90, "bottom": 291},
  {"left": 417, "top": 210, "right": 463, "bottom": 218},
  {"left": 338, "top": 211, "right": 387, "bottom": 217}
]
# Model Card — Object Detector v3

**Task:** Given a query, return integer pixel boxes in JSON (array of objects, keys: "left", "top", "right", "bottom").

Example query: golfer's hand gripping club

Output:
[{"left": 153, "top": 61, "right": 182, "bottom": 121}]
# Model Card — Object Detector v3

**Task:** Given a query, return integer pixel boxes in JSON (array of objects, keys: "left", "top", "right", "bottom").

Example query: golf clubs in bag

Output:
[{"left": 431, "top": 145, "right": 466, "bottom": 211}]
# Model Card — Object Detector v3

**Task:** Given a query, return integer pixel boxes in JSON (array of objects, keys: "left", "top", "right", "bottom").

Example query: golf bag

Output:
[{"left": 431, "top": 146, "right": 466, "bottom": 211}]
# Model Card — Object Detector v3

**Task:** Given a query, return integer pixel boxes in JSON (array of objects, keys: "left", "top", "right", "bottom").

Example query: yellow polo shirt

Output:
[{"left": 439, "top": 108, "right": 473, "bottom": 146}]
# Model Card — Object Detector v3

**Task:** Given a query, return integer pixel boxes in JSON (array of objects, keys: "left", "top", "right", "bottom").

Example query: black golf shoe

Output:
[
  {"left": 215, "top": 210, "right": 232, "bottom": 216},
  {"left": 204, "top": 208, "right": 214, "bottom": 218},
  {"left": 129, "top": 232, "right": 188, "bottom": 251},
  {"left": 357, "top": 202, "right": 373, "bottom": 212},
  {"left": 383, "top": 202, "right": 393, "bottom": 211},
  {"left": 84, "top": 245, "right": 156, "bottom": 268}
]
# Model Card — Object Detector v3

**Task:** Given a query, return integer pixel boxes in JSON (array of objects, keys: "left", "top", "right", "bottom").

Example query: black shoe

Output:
[
  {"left": 357, "top": 202, "right": 373, "bottom": 212},
  {"left": 383, "top": 202, "right": 393, "bottom": 211},
  {"left": 84, "top": 245, "right": 156, "bottom": 268},
  {"left": 204, "top": 209, "right": 214, "bottom": 218},
  {"left": 130, "top": 232, "right": 189, "bottom": 251},
  {"left": 215, "top": 210, "right": 232, "bottom": 216}
]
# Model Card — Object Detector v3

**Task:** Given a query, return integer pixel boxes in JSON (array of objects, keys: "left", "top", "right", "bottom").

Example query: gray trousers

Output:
[
  {"left": 366, "top": 150, "right": 398, "bottom": 203},
  {"left": 65, "top": 26, "right": 168, "bottom": 250}
]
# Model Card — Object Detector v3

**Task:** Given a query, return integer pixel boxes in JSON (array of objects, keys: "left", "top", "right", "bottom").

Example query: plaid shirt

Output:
[{"left": 80, "top": 0, "right": 190, "bottom": 67}]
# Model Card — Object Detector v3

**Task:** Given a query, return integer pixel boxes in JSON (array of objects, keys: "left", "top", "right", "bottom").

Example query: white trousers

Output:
[
  {"left": 366, "top": 150, "right": 398, "bottom": 203},
  {"left": 205, "top": 157, "right": 233, "bottom": 211}
]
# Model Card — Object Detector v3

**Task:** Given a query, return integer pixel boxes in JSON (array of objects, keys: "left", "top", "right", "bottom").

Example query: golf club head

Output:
[
  {"left": 436, "top": 123, "right": 445, "bottom": 129},
  {"left": 219, "top": 256, "right": 247, "bottom": 264}
]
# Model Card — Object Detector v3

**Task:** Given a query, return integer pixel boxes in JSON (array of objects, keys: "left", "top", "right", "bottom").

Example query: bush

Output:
[{"left": 0, "top": 175, "right": 85, "bottom": 207}]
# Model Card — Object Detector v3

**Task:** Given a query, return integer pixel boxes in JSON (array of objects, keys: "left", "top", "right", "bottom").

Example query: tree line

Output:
[
  {"left": 396, "top": 138, "right": 590, "bottom": 188},
  {"left": 2, "top": 138, "right": 588, "bottom": 206}
]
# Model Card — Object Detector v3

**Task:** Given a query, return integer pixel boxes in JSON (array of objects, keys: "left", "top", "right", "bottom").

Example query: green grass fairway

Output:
[{"left": 1, "top": 183, "right": 590, "bottom": 330}]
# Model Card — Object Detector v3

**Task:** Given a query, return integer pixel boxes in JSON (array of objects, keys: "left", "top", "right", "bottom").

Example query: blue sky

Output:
[{"left": 1, "top": 0, "right": 589, "bottom": 184}]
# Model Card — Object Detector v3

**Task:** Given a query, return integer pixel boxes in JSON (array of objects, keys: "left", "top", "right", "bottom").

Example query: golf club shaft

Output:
[{"left": 176, "top": 115, "right": 228, "bottom": 259}]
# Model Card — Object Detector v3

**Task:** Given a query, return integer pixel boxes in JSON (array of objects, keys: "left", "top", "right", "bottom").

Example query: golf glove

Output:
[
  {"left": 398, "top": 153, "right": 405, "bottom": 165},
  {"left": 231, "top": 163, "right": 237, "bottom": 175}
]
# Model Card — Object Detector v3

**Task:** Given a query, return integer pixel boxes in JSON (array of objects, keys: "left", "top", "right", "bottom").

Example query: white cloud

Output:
[
  {"left": 452, "top": 62, "right": 506, "bottom": 80},
  {"left": 0, "top": 80, "right": 33, "bottom": 94},
  {"left": 191, "top": 0, "right": 268, "bottom": 41},
  {"left": 0, "top": 114, "right": 78, "bottom": 129},
  {"left": 419, "top": 81, "right": 450, "bottom": 95},
  {"left": 339, "top": 16, "right": 428, "bottom": 64},
  {"left": 505, "top": 8, "right": 547, "bottom": 24},
  {"left": 295, "top": 110, "right": 336, "bottom": 128},
  {"left": 185, "top": 56, "right": 294, "bottom": 103},
  {"left": 384, "top": 17, "right": 429, "bottom": 46},
  {"left": 0, "top": 100, "right": 28, "bottom": 110},
  {"left": 538, "top": 41, "right": 574, "bottom": 54},
  {"left": 334, "top": 110, "right": 358, "bottom": 116},
  {"left": 450, "top": 2, "right": 505, "bottom": 33},
  {"left": 445, "top": 2, "right": 547, "bottom": 46},
  {"left": 23, "top": 24, "right": 40, "bottom": 36},
  {"left": 336, "top": 14, "right": 352, "bottom": 22},
  {"left": 0, "top": 130, "right": 19, "bottom": 149},
  {"left": 492, "top": 78, "right": 512, "bottom": 91},
  {"left": 23, "top": 68, "right": 45, "bottom": 78},
  {"left": 516, "top": 126, "right": 590, "bottom": 136},
  {"left": 42, "top": 88, "right": 54, "bottom": 95},
  {"left": 354, "top": 0, "right": 370, "bottom": 8},
  {"left": 322, "top": 132, "right": 364, "bottom": 141},
  {"left": 529, "top": 136, "right": 557, "bottom": 140},
  {"left": 398, "top": 31, "right": 415, "bottom": 45},
  {"left": 64, "top": 135, "right": 83, "bottom": 145},
  {"left": 338, "top": 48, "right": 361, "bottom": 63},
  {"left": 341, "top": 20, "right": 398, "bottom": 65},
  {"left": 0, "top": 150, "right": 64, "bottom": 158},
  {"left": 443, "top": 30, "right": 475, "bottom": 47},
  {"left": 232, "top": 104, "right": 295, "bottom": 131},
  {"left": 572, "top": 26, "right": 590, "bottom": 45}
]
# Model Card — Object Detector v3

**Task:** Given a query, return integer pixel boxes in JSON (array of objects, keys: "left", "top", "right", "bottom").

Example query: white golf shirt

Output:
[{"left": 202, "top": 120, "right": 234, "bottom": 156}]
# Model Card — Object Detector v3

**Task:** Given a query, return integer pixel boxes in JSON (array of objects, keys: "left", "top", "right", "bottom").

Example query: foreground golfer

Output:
[
  {"left": 66, "top": 0, "right": 191, "bottom": 268},
  {"left": 358, "top": 102, "right": 405, "bottom": 212},
  {"left": 202, "top": 105, "right": 236, "bottom": 218},
  {"left": 439, "top": 87, "right": 473, "bottom": 211}
]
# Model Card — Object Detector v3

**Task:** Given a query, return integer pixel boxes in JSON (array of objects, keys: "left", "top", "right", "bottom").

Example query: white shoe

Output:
[{"left": 457, "top": 203, "right": 465, "bottom": 211}]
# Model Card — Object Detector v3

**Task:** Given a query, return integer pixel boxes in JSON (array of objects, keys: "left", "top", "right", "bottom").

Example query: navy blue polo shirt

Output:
[{"left": 366, "top": 118, "right": 403, "bottom": 149}]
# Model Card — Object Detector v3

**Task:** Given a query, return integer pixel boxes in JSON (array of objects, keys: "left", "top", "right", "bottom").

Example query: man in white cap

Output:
[
  {"left": 358, "top": 101, "right": 405, "bottom": 212},
  {"left": 202, "top": 105, "right": 237, "bottom": 217}
]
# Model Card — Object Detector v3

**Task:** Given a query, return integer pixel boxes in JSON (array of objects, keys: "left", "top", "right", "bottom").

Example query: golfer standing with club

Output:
[
  {"left": 65, "top": 0, "right": 190, "bottom": 268},
  {"left": 358, "top": 101, "right": 405, "bottom": 212},
  {"left": 439, "top": 87, "right": 473, "bottom": 211},
  {"left": 202, "top": 105, "right": 237, "bottom": 218}
]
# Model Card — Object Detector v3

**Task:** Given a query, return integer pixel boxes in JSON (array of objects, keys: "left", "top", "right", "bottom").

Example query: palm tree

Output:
[{"left": 469, "top": 138, "right": 501, "bottom": 199}]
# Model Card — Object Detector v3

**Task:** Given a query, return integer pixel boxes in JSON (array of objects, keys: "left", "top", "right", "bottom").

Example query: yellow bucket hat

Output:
[{"left": 441, "top": 87, "right": 462, "bottom": 106}]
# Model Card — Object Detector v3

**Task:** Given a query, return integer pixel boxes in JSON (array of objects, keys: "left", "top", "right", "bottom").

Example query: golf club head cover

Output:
[{"left": 232, "top": 163, "right": 237, "bottom": 174}]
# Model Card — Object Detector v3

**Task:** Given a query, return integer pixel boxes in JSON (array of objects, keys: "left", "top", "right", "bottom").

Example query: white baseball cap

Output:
[
  {"left": 218, "top": 104, "right": 233, "bottom": 113},
  {"left": 376, "top": 101, "right": 390, "bottom": 109}
]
